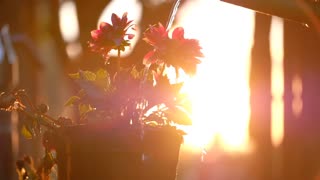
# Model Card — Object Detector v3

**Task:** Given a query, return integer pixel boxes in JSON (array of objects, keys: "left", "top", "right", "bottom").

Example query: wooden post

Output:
[
  {"left": 249, "top": 12, "right": 273, "bottom": 180},
  {"left": 0, "top": 1, "right": 42, "bottom": 179},
  {"left": 283, "top": 17, "right": 320, "bottom": 180},
  {"left": 0, "top": 60, "right": 14, "bottom": 180},
  {"left": 0, "top": 1, "right": 20, "bottom": 179}
]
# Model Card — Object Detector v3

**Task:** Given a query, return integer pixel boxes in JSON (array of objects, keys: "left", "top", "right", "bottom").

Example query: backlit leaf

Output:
[
  {"left": 64, "top": 96, "right": 80, "bottom": 106},
  {"left": 21, "top": 125, "right": 33, "bottom": 139},
  {"left": 96, "top": 68, "right": 108, "bottom": 80},
  {"left": 95, "top": 69, "right": 111, "bottom": 90},
  {"left": 165, "top": 106, "right": 192, "bottom": 125},
  {"left": 68, "top": 72, "right": 80, "bottom": 79},
  {"left": 145, "top": 121, "right": 158, "bottom": 127},
  {"left": 80, "top": 70, "right": 96, "bottom": 81},
  {"left": 79, "top": 104, "right": 96, "bottom": 116}
]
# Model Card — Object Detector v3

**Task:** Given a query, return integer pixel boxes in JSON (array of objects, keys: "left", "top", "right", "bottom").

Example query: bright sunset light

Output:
[
  {"left": 175, "top": 0, "right": 255, "bottom": 153},
  {"left": 176, "top": 0, "right": 285, "bottom": 152}
]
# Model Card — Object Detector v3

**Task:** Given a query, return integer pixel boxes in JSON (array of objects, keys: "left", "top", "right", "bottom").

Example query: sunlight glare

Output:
[
  {"left": 176, "top": 0, "right": 254, "bottom": 153},
  {"left": 270, "top": 16, "right": 284, "bottom": 147}
]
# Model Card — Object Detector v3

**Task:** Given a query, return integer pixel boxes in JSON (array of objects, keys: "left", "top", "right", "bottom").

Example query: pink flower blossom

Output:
[{"left": 88, "top": 12, "right": 135, "bottom": 60}]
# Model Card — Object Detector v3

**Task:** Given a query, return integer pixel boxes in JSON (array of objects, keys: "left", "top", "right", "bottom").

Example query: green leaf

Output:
[
  {"left": 68, "top": 72, "right": 80, "bottom": 79},
  {"left": 95, "top": 69, "right": 111, "bottom": 90},
  {"left": 78, "top": 89, "right": 86, "bottom": 97},
  {"left": 21, "top": 125, "right": 33, "bottom": 139},
  {"left": 79, "top": 104, "right": 96, "bottom": 116},
  {"left": 165, "top": 106, "right": 192, "bottom": 125},
  {"left": 145, "top": 121, "right": 159, "bottom": 127},
  {"left": 64, "top": 96, "right": 80, "bottom": 106},
  {"left": 79, "top": 70, "right": 96, "bottom": 81},
  {"left": 96, "top": 68, "right": 108, "bottom": 80}
]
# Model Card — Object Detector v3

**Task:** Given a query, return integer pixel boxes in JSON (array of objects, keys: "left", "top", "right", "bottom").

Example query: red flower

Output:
[
  {"left": 89, "top": 12, "right": 135, "bottom": 60},
  {"left": 143, "top": 23, "right": 203, "bottom": 76},
  {"left": 143, "top": 23, "right": 168, "bottom": 47}
]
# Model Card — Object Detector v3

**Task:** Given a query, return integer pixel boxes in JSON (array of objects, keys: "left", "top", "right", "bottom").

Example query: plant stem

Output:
[
  {"left": 18, "top": 109, "right": 58, "bottom": 129},
  {"left": 20, "top": 93, "right": 37, "bottom": 112},
  {"left": 117, "top": 49, "right": 121, "bottom": 71},
  {"left": 160, "top": 63, "right": 166, "bottom": 77}
]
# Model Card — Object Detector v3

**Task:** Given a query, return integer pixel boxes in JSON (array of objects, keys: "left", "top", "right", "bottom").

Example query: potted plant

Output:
[{"left": 0, "top": 11, "right": 203, "bottom": 180}]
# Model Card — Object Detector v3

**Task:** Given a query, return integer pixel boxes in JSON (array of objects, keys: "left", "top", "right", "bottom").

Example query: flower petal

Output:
[
  {"left": 143, "top": 50, "right": 156, "bottom": 65},
  {"left": 157, "top": 23, "right": 166, "bottom": 33},
  {"left": 99, "top": 22, "right": 112, "bottom": 31},
  {"left": 111, "top": 13, "right": 121, "bottom": 26},
  {"left": 127, "top": 34, "right": 135, "bottom": 39},
  {"left": 91, "top": 30, "right": 101, "bottom": 40},
  {"left": 143, "top": 23, "right": 168, "bottom": 47},
  {"left": 172, "top": 27, "right": 184, "bottom": 40},
  {"left": 121, "top": 12, "right": 128, "bottom": 27},
  {"left": 122, "top": 12, "right": 128, "bottom": 20}
]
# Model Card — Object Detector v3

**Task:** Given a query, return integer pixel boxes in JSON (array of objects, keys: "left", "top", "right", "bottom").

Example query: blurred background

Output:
[{"left": 1, "top": 0, "right": 320, "bottom": 179}]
